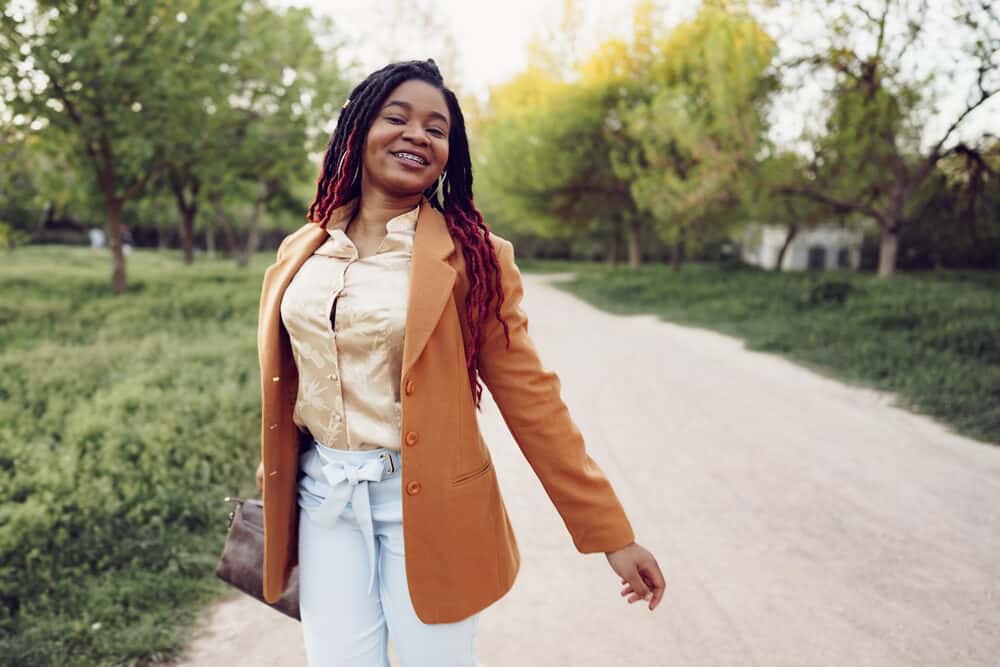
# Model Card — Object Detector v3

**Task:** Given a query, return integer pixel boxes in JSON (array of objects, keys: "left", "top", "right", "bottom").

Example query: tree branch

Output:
[{"left": 779, "top": 184, "right": 885, "bottom": 226}]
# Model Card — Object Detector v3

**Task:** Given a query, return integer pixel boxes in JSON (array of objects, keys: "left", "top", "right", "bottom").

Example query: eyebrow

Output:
[{"left": 382, "top": 100, "right": 450, "bottom": 126}]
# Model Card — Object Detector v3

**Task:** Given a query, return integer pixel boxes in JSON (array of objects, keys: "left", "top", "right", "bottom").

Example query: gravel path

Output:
[{"left": 173, "top": 272, "right": 1000, "bottom": 666}]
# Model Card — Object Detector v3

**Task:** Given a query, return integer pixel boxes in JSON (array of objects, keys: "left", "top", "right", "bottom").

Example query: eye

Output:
[
  {"left": 428, "top": 127, "right": 447, "bottom": 137},
  {"left": 385, "top": 115, "right": 405, "bottom": 124}
]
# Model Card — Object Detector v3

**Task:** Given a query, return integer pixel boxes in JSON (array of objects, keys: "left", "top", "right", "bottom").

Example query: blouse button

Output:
[
  {"left": 406, "top": 481, "right": 422, "bottom": 495},
  {"left": 404, "top": 431, "right": 418, "bottom": 446}
]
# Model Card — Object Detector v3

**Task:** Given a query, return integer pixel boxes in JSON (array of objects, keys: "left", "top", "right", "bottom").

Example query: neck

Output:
[{"left": 350, "top": 182, "right": 422, "bottom": 236}]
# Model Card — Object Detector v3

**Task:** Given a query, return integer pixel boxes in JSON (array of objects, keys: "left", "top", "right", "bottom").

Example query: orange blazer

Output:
[{"left": 257, "top": 197, "right": 635, "bottom": 623}]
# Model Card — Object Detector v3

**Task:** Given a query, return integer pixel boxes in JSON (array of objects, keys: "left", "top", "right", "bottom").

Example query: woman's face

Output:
[{"left": 361, "top": 79, "right": 451, "bottom": 197}]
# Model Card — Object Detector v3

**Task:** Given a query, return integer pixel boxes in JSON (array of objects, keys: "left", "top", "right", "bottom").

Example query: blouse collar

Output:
[{"left": 315, "top": 197, "right": 421, "bottom": 259}]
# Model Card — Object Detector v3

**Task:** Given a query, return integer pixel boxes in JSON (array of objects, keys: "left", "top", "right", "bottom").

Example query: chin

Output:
[{"left": 383, "top": 177, "right": 434, "bottom": 198}]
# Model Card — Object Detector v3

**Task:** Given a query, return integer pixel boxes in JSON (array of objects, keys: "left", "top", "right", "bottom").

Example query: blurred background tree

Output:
[
  {"left": 0, "top": 0, "right": 349, "bottom": 287},
  {"left": 773, "top": 0, "right": 1000, "bottom": 276}
]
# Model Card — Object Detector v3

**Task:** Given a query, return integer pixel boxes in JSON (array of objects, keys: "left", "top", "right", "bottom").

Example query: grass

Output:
[
  {"left": 518, "top": 259, "right": 1000, "bottom": 445},
  {"left": 0, "top": 246, "right": 269, "bottom": 666}
]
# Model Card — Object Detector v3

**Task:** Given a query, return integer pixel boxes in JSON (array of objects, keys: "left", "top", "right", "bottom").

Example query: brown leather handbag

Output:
[{"left": 216, "top": 497, "right": 301, "bottom": 621}]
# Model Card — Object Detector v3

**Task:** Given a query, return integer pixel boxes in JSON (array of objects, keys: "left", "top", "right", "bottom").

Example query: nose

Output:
[{"left": 401, "top": 122, "right": 430, "bottom": 146}]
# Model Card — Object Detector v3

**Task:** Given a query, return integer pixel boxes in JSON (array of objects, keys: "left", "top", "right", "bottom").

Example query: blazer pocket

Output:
[{"left": 451, "top": 458, "right": 493, "bottom": 487}]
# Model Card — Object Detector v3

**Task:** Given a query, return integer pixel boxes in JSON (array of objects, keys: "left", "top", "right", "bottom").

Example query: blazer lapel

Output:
[{"left": 402, "top": 198, "right": 457, "bottom": 378}]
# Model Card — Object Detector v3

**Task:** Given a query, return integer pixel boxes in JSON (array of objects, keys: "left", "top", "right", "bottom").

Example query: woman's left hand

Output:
[{"left": 605, "top": 541, "right": 665, "bottom": 611}]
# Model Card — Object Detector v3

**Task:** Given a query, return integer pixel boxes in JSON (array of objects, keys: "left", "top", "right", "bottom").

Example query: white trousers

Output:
[{"left": 297, "top": 439, "right": 484, "bottom": 667}]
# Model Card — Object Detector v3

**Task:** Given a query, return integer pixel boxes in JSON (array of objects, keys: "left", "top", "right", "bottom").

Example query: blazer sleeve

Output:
[{"left": 477, "top": 238, "right": 636, "bottom": 554}]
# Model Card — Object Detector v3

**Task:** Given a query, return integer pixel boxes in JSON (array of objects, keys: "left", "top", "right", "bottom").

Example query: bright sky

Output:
[
  {"left": 272, "top": 0, "right": 997, "bottom": 152},
  {"left": 271, "top": 0, "right": 702, "bottom": 99}
]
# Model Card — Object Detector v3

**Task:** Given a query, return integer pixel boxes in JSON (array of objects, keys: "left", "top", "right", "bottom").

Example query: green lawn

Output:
[
  {"left": 1, "top": 246, "right": 267, "bottom": 666},
  {"left": 1, "top": 247, "right": 996, "bottom": 665},
  {"left": 519, "top": 259, "right": 1000, "bottom": 445}
]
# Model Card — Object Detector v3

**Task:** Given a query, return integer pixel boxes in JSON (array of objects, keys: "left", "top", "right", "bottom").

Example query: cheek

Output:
[
  {"left": 366, "top": 123, "right": 394, "bottom": 152},
  {"left": 436, "top": 142, "right": 450, "bottom": 170}
]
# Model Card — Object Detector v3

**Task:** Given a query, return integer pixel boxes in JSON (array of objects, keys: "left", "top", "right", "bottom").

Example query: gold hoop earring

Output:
[{"left": 435, "top": 170, "right": 447, "bottom": 201}]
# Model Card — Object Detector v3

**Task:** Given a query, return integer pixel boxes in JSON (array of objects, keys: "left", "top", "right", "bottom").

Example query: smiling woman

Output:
[{"left": 253, "top": 58, "right": 664, "bottom": 666}]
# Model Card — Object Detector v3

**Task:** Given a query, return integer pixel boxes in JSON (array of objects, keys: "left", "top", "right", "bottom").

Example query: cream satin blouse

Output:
[{"left": 279, "top": 199, "right": 419, "bottom": 451}]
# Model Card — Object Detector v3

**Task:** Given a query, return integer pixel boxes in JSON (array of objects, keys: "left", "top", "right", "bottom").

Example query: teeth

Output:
[{"left": 395, "top": 152, "right": 426, "bottom": 165}]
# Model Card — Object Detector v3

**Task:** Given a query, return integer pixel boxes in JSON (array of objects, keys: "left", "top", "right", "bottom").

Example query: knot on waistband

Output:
[{"left": 301, "top": 445, "right": 397, "bottom": 596}]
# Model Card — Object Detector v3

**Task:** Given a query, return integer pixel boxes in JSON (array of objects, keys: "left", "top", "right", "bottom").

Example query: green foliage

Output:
[
  {"left": 619, "top": 3, "right": 779, "bottom": 240},
  {"left": 0, "top": 222, "right": 30, "bottom": 249},
  {"left": 1, "top": 1, "right": 351, "bottom": 287},
  {"left": 478, "top": 81, "right": 634, "bottom": 240},
  {"left": 896, "top": 145, "right": 1000, "bottom": 270},
  {"left": 476, "top": 1, "right": 781, "bottom": 264},
  {"left": 0, "top": 247, "right": 267, "bottom": 665},
  {"left": 0, "top": 1, "right": 242, "bottom": 196},
  {"left": 780, "top": 0, "right": 1000, "bottom": 275},
  {"left": 551, "top": 261, "right": 1000, "bottom": 444}
]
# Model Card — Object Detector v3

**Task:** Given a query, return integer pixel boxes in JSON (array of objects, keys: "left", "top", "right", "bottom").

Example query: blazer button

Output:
[
  {"left": 404, "top": 378, "right": 415, "bottom": 395},
  {"left": 404, "top": 431, "right": 419, "bottom": 446},
  {"left": 406, "top": 480, "right": 422, "bottom": 495}
]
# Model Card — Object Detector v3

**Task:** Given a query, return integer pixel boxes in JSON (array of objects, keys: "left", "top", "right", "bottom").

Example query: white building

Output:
[{"left": 740, "top": 222, "right": 866, "bottom": 271}]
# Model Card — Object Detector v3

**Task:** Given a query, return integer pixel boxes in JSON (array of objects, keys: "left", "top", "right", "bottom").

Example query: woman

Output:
[{"left": 255, "top": 59, "right": 664, "bottom": 666}]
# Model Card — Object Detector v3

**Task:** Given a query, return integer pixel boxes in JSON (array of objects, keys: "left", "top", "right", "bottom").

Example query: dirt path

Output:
[{"left": 173, "top": 272, "right": 1000, "bottom": 666}]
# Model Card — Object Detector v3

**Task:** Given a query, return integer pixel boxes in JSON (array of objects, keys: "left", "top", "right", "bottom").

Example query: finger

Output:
[
  {"left": 627, "top": 569, "right": 651, "bottom": 600},
  {"left": 640, "top": 559, "right": 667, "bottom": 610}
]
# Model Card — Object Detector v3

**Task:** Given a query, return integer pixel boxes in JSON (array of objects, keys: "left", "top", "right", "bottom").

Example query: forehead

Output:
[{"left": 380, "top": 79, "right": 450, "bottom": 125}]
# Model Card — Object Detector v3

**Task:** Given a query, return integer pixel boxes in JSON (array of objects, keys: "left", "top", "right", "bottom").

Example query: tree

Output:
[
  {"left": 615, "top": 0, "right": 779, "bottom": 270},
  {"left": 749, "top": 150, "right": 857, "bottom": 270},
  {"left": 576, "top": 0, "right": 664, "bottom": 267},
  {"left": 477, "top": 1, "right": 658, "bottom": 267},
  {"left": 774, "top": 0, "right": 1000, "bottom": 276},
  {"left": 0, "top": 1, "right": 242, "bottom": 292},
  {"left": 160, "top": 2, "right": 349, "bottom": 266}
]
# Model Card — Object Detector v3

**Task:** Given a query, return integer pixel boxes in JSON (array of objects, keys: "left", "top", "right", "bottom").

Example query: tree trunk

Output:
[
  {"left": 877, "top": 224, "right": 899, "bottom": 277},
  {"left": 775, "top": 223, "right": 799, "bottom": 271},
  {"left": 171, "top": 175, "right": 200, "bottom": 265},
  {"left": 106, "top": 199, "right": 127, "bottom": 294},
  {"left": 179, "top": 209, "right": 196, "bottom": 264},
  {"left": 626, "top": 219, "right": 642, "bottom": 269}
]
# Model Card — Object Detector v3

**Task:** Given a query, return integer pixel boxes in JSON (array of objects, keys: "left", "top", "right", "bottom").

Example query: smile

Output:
[{"left": 393, "top": 151, "right": 429, "bottom": 166}]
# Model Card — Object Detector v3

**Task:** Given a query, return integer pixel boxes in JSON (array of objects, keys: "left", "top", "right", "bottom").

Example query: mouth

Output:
[{"left": 392, "top": 151, "right": 430, "bottom": 167}]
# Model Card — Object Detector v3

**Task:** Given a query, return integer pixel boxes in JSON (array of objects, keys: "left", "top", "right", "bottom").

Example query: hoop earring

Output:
[
  {"left": 337, "top": 152, "right": 360, "bottom": 188},
  {"left": 428, "top": 169, "right": 447, "bottom": 202}
]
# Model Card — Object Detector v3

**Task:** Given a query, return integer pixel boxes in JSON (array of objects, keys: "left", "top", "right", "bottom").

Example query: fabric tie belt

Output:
[{"left": 299, "top": 442, "right": 399, "bottom": 596}]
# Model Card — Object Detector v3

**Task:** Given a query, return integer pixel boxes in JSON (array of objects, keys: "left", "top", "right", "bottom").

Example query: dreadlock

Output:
[{"left": 306, "top": 59, "right": 510, "bottom": 410}]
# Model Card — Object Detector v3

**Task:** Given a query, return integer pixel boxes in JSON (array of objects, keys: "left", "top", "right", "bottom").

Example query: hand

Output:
[
  {"left": 255, "top": 461, "right": 265, "bottom": 493},
  {"left": 605, "top": 541, "right": 665, "bottom": 611}
]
